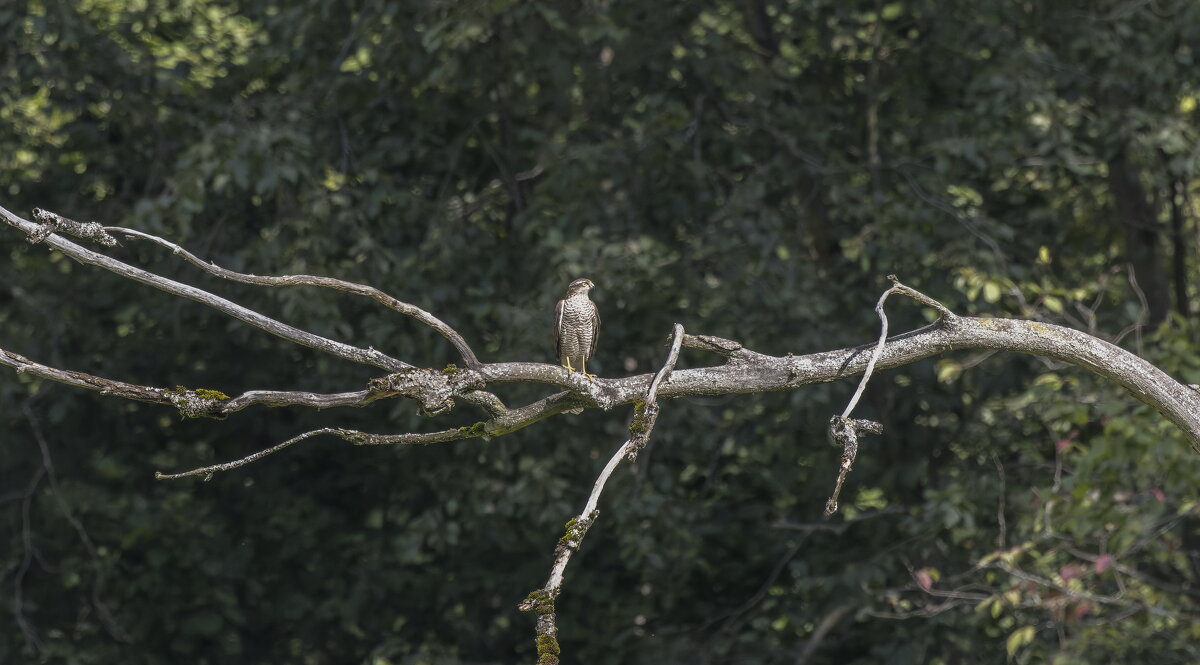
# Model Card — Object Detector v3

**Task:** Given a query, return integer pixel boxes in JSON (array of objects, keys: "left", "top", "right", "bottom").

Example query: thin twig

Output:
[
  {"left": 627, "top": 323, "right": 686, "bottom": 459},
  {"left": 14, "top": 462, "right": 46, "bottom": 654},
  {"left": 992, "top": 562, "right": 1180, "bottom": 620},
  {"left": 155, "top": 429, "right": 336, "bottom": 480},
  {"left": 1055, "top": 539, "right": 1200, "bottom": 599},
  {"left": 840, "top": 283, "right": 898, "bottom": 418},
  {"left": 154, "top": 426, "right": 477, "bottom": 480},
  {"left": 648, "top": 324, "right": 686, "bottom": 402},
  {"left": 898, "top": 167, "right": 1008, "bottom": 265},
  {"left": 20, "top": 402, "right": 130, "bottom": 642},
  {"left": 992, "top": 453, "right": 1007, "bottom": 549},
  {"left": 794, "top": 604, "right": 854, "bottom": 665},
  {"left": 841, "top": 276, "right": 957, "bottom": 419},
  {"left": 1115, "top": 263, "right": 1148, "bottom": 355},
  {"left": 707, "top": 537, "right": 809, "bottom": 633}
]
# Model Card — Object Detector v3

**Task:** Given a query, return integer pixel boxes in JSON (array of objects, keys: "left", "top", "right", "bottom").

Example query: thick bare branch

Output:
[
  {"left": 154, "top": 425, "right": 476, "bottom": 480},
  {"left": 659, "top": 317, "right": 1200, "bottom": 451},
  {"left": 5, "top": 212, "right": 1198, "bottom": 464},
  {"left": 480, "top": 361, "right": 617, "bottom": 407},
  {"left": 9, "top": 312, "right": 1200, "bottom": 462},
  {"left": 481, "top": 314, "right": 1200, "bottom": 452},
  {"left": 0, "top": 204, "right": 410, "bottom": 373},
  {"left": 105, "top": 226, "right": 481, "bottom": 369}
]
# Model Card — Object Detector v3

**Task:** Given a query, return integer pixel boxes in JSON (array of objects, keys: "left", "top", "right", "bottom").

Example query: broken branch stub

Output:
[
  {"left": 824, "top": 416, "right": 883, "bottom": 516},
  {"left": 29, "top": 207, "right": 119, "bottom": 247}
]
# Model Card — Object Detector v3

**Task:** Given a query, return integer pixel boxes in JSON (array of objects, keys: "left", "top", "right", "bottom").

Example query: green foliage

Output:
[{"left": 2, "top": 0, "right": 1199, "bottom": 663}]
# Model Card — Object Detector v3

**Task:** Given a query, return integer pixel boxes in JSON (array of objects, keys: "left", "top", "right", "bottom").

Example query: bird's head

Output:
[{"left": 567, "top": 278, "right": 595, "bottom": 295}]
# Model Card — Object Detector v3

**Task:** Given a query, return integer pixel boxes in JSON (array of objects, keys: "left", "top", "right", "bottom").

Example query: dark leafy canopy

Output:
[{"left": 2, "top": 0, "right": 1199, "bottom": 663}]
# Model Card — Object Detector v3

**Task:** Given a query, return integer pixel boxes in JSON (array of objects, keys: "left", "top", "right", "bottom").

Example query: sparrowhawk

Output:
[{"left": 554, "top": 278, "right": 600, "bottom": 376}]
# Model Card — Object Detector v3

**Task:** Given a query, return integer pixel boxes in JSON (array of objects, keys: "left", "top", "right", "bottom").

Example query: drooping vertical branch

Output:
[
  {"left": 826, "top": 277, "right": 957, "bottom": 514},
  {"left": 519, "top": 324, "right": 684, "bottom": 665}
]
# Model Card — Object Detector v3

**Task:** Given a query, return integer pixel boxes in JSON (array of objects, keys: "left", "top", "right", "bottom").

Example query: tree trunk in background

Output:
[
  {"left": 1107, "top": 149, "right": 1169, "bottom": 325},
  {"left": 1170, "top": 177, "right": 1189, "bottom": 317},
  {"left": 743, "top": 0, "right": 778, "bottom": 59}
]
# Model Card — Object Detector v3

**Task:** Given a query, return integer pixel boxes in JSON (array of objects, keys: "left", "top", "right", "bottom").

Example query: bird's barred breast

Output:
[
  {"left": 560, "top": 294, "right": 593, "bottom": 357},
  {"left": 561, "top": 294, "right": 592, "bottom": 322}
]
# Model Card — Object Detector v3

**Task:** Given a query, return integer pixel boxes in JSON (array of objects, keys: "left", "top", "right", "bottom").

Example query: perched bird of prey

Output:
[{"left": 555, "top": 278, "right": 600, "bottom": 377}]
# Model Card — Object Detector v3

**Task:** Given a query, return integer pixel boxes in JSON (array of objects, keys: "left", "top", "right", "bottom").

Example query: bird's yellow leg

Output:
[
  {"left": 582, "top": 358, "right": 596, "bottom": 379},
  {"left": 562, "top": 357, "right": 575, "bottom": 372}
]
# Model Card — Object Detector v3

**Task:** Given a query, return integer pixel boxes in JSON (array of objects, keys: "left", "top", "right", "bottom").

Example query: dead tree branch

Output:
[
  {"left": 840, "top": 275, "right": 956, "bottom": 418},
  {"left": 1, "top": 204, "right": 410, "bottom": 372},
  {"left": 154, "top": 425, "right": 477, "bottom": 480},
  {"left": 519, "top": 324, "right": 685, "bottom": 665},
  {"left": 28, "top": 208, "right": 118, "bottom": 246},
  {"left": 5, "top": 208, "right": 1200, "bottom": 477},
  {"left": 825, "top": 275, "right": 951, "bottom": 514},
  {"left": 104, "top": 225, "right": 481, "bottom": 369},
  {"left": 7, "top": 205, "right": 1200, "bottom": 661},
  {"left": 824, "top": 416, "right": 883, "bottom": 516},
  {"left": 0, "top": 348, "right": 397, "bottom": 417}
]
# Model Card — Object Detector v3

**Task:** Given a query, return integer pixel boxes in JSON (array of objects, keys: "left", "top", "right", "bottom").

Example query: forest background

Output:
[{"left": 2, "top": 1, "right": 1199, "bottom": 663}]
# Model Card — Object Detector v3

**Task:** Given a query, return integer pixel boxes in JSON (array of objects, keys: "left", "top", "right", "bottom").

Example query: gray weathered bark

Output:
[{"left": 4, "top": 201, "right": 1200, "bottom": 466}]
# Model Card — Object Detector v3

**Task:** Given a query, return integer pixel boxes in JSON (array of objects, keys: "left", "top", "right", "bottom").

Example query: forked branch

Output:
[
  {"left": 104, "top": 226, "right": 481, "bottom": 369},
  {"left": 1, "top": 205, "right": 411, "bottom": 373},
  {"left": 825, "top": 275, "right": 954, "bottom": 514}
]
